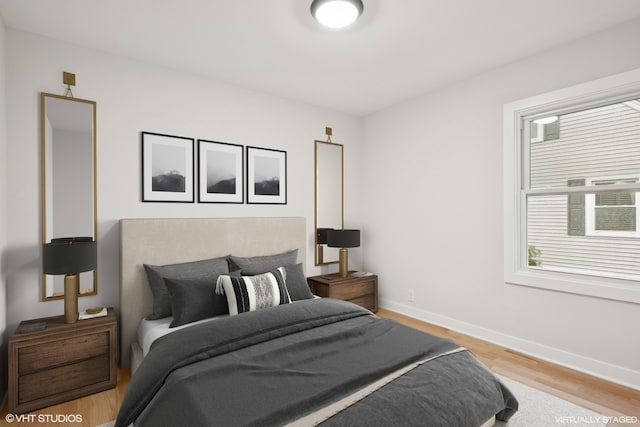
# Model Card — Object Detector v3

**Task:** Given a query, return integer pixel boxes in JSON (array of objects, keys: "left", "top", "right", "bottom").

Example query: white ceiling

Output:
[{"left": 2, "top": 0, "right": 640, "bottom": 116}]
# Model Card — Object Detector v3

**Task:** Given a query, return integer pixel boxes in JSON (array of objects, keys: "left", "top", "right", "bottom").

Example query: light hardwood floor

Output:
[{"left": 2, "top": 308, "right": 639, "bottom": 426}]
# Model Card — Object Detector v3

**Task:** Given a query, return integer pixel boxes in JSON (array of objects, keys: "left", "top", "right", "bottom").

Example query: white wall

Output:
[
  {"left": 0, "top": 12, "right": 8, "bottom": 407},
  {"left": 4, "top": 30, "right": 362, "bottom": 339},
  {"left": 362, "top": 18, "right": 640, "bottom": 389}
]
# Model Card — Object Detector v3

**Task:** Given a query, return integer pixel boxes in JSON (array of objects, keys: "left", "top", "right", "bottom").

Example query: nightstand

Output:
[
  {"left": 307, "top": 273, "right": 378, "bottom": 312},
  {"left": 8, "top": 308, "right": 117, "bottom": 414}
]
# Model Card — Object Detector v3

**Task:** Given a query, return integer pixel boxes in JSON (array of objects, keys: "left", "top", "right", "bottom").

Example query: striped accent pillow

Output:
[{"left": 216, "top": 267, "right": 291, "bottom": 315}]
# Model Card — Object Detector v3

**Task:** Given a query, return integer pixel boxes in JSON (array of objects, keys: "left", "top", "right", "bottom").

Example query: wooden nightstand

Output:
[
  {"left": 307, "top": 273, "right": 378, "bottom": 312},
  {"left": 8, "top": 308, "right": 117, "bottom": 414}
]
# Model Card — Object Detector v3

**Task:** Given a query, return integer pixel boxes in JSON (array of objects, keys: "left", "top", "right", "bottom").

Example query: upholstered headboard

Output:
[{"left": 119, "top": 217, "right": 306, "bottom": 368}]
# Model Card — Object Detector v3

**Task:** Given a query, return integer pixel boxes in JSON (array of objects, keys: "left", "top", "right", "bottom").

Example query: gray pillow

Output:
[
  {"left": 164, "top": 277, "right": 229, "bottom": 328},
  {"left": 284, "top": 263, "right": 314, "bottom": 301},
  {"left": 143, "top": 256, "right": 229, "bottom": 320},
  {"left": 228, "top": 249, "right": 298, "bottom": 275}
]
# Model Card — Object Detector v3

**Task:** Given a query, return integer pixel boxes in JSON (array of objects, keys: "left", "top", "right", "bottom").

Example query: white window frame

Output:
[
  {"left": 504, "top": 68, "right": 640, "bottom": 304},
  {"left": 585, "top": 175, "right": 640, "bottom": 238}
]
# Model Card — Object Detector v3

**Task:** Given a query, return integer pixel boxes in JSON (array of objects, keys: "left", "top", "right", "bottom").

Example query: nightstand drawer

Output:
[
  {"left": 330, "top": 279, "right": 374, "bottom": 300},
  {"left": 307, "top": 274, "right": 378, "bottom": 313},
  {"left": 19, "top": 355, "right": 110, "bottom": 403},
  {"left": 19, "top": 332, "right": 109, "bottom": 374},
  {"left": 349, "top": 294, "right": 375, "bottom": 310}
]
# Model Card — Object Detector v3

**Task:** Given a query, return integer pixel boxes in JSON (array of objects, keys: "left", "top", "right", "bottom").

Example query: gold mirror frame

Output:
[
  {"left": 41, "top": 93, "right": 97, "bottom": 300},
  {"left": 314, "top": 140, "right": 344, "bottom": 265}
]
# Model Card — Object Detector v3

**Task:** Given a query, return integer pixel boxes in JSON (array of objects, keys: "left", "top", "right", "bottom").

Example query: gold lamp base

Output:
[
  {"left": 339, "top": 248, "right": 349, "bottom": 278},
  {"left": 64, "top": 273, "right": 79, "bottom": 324}
]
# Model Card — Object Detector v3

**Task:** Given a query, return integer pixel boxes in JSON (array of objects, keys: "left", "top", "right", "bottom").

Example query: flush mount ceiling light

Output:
[{"left": 311, "top": 0, "right": 364, "bottom": 29}]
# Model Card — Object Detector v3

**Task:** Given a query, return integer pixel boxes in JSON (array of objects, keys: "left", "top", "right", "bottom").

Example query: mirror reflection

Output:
[
  {"left": 315, "top": 140, "right": 343, "bottom": 265},
  {"left": 41, "top": 93, "right": 97, "bottom": 300}
]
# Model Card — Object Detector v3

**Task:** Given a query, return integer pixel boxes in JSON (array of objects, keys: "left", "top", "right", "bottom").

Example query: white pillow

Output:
[{"left": 216, "top": 267, "right": 290, "bottom": 315}]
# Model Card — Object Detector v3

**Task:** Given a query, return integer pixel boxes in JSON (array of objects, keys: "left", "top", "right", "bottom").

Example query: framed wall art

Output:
[
  {"left": 197, "top": 139, "right": 244, "bottom": 203},
  {"left": 141, "top": 132, "right": 194, "bottom": 202},
  {"left": 246, "top": 146, "right": 287, "bottom": 204}
]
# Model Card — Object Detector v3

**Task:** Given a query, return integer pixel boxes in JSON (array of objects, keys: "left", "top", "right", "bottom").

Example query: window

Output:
[
  {"left": 504, "top": 68, "right": 640, "bottom": 304},
  {"left": 586, "top": 177, "right": 639, "bottom": 238}
]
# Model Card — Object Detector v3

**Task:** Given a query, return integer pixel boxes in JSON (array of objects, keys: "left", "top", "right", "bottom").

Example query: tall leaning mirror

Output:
[
  {"left": 41, "top": 93, "right": 97, "bottom": 300},
  {"left": 315, "top": 139, "right": 343, "bottom": 265}
]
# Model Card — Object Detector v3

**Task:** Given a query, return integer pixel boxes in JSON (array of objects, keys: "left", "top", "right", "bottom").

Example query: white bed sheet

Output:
[{"left": 137, "top": 316, "right": 219, "bottom": 357}]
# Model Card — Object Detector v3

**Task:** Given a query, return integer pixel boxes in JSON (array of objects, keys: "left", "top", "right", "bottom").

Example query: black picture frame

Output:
[
  {"left": 197, "top": 139, "right": 244, "bottom": 203},
  {"left": 246, "top": 146, "right": 287, "bottom": 204},
  {"left": 141, "top": 132, "right": 194, "bottom": 202}
]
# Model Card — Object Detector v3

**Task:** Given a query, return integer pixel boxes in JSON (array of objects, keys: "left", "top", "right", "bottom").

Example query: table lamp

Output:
[
  {"left": 43, "top": 237, "right": 97, "bottom": 324},
  {"left": 327, "top": 229, "right": 360, "bottom": 277}
]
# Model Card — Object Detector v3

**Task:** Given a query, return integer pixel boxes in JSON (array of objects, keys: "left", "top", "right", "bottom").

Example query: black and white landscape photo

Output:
[
  {"left": 247, "top": 146, "right": 286, "bottom": 204},
  {"left": 253, "top": 155, "right": 280, "bottom": 196},
  {"left": 207, "top": 150, "right": 235, "bottom": 193},
  {"left": 142, "top": 132, "right": 194, "bottom": 202},
  {"left": 152, "top": 144, "right": 186, "bottom": 192},
  {"left": 198, "top": 140, "right": 243, "bottom": 203}
]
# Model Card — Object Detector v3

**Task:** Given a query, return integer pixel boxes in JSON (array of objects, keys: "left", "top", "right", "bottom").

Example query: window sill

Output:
[{"left": 505, "top": 268, "right": 640, "bottom": 304}]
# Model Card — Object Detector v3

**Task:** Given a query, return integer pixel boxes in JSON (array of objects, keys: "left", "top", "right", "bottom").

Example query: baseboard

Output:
[{"left": 380, "top": 298, "right": 640, "bottom": 391}]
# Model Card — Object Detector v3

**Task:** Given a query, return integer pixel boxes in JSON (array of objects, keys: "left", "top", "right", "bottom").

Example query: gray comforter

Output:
[{"left": 116, "top": 299, "right": 517, "bottom": 427}]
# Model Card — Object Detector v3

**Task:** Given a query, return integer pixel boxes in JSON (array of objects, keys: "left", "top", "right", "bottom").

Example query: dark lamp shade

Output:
[
  {"left": 327, "top": 229, "right": 360, "bottom": 248},
  {"left": 316, "top": 228, "right": 334, "bottom": 244},
  {"left": 43, "top": 237, "right": 97, "bottom": 275}
]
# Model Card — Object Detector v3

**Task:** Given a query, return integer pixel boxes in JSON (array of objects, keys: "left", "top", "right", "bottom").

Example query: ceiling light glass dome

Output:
[{"left": 311, "top": 0, "right": 364, "bottom": 29}]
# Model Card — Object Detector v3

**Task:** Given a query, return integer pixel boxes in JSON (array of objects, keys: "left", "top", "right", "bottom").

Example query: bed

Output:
[{"left": 116, "top": 217, "right": 517, "bottom": 427}]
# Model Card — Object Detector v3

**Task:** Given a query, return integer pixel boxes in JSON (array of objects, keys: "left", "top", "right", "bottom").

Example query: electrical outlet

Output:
[{"left": 408, "top": 289, "right": 415, "bottom": 302}]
